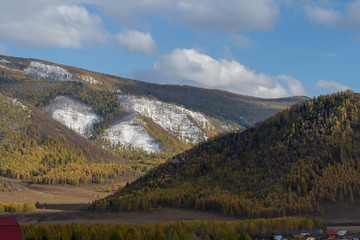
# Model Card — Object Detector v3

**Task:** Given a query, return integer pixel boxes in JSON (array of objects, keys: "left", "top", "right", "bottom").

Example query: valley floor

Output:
[
  {"left": 7, "top": 207, "right": 240, "bottom": 225},
  {"left": 1, "top": 176, "right": 360, "bottom": 234},
  {"left": 305, "top": 199, "right": 360, "bottom": 233},
  {"left": 0, "top": 176, "right": 239, "bottom": 225}
]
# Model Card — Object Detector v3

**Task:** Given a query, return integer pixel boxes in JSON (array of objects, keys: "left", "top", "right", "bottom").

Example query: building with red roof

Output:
[
  {"left": 0, "top": 217, "right": 23, "bottom": 240},
  {"left": 322, "top": 230, "right": 339, "bottom": 239}
]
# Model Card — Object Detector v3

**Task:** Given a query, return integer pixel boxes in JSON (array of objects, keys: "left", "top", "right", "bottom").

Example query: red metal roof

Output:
[
  {"left": 0, "top": 217, "right": 23, "bottom": 240},
  {"left": 324, "top": 230, "right": 338, "bottom": 236},
  {"left": 0, "top": 217, "right": 20, "bottom": 226}
]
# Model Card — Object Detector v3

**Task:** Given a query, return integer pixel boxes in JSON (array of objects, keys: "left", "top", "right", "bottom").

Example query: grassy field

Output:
[{"left": 0, "top": 176, "right": 360, "bottom": 234}]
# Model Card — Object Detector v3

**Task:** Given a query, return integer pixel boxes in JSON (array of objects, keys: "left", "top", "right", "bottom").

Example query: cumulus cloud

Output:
[
  {"left": 232, "top": 34, "right": 253, "bottom": 48},
  {"left": 278, "top": 74, "right": 306, "bottom": 96},
  {"left": 306, "top": 0, "right": 360, "bottom": 29},
  {"left": 315, "top": 80, "right": 349, "bottom": 93},
  {"left": 178, "top": 0, "right": 279, "bottom": 31},
  {"left": 115, "top": 29, "right": 157, "bottom": 55},
  {"left": 135, "top": 48, "right": 305, "bottom": 98},
  {"left": 92, "top": 0, "right": 176, "bottom": 23},
  {"left": 0, "top": 1, "right": 106, "bottom": 48},
  {"left": 95, "top": 0, "right": 279, "bottom": 31}
]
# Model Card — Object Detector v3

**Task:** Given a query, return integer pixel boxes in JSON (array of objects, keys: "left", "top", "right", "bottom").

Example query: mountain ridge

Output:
[{"left": 0, "top": 54, "right": 306, "bottom": 127}]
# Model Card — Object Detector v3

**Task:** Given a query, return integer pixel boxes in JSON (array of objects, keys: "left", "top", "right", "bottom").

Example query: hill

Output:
[
  {"left": 0, "top": 93, "right": 135, "bottom": 185},
  {"left": 0, "top": 54, "right": 304, "bottom": 172},
  {"left": 0, "top": 54, "right": 304, "bottom": 127},
  {"left": 91, "top": 91, "right": 360, "bottom": 218}
]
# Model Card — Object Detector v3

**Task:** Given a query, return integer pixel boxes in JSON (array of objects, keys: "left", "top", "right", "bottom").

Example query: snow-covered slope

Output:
[
  {"left": 118, "top": 95, "right": 211, "bottom": 144},
  {"left": 41, "top": 93, "right": 229, "bottom": 153},
  {"left": 24, "top": 62, "right": 73, "bottom": 81},
  {"left": 44, "top": 96, "right": 100, "bottom": 137},
  {"left": 0, "top": 58, "right": 9, "bottom": 64},
  {"left": 77, "top": 74, "right": 99, "bottom": 85},
  {"left": 103, "top": 114, "right": 160, "bottom": 153}
]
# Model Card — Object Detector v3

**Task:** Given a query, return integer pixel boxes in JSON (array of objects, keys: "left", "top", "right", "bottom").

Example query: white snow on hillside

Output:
[
  {"left": 118, "top": 95, "right": 210, "bottom": 143},
  {"left": 24, "top": 62, "right": 73, "bottom": 81},
  {"left": 103, "top": 114, "right": 160, "bottom": 153},
  {"left": 44, "top": 96, "right": 100, "bottom": 137},
  {"left": 77, "top": 74, "right": 99, "bottom": 85},
  {"left": 0, "top": 58, "right": 9, "bottom": 63}
]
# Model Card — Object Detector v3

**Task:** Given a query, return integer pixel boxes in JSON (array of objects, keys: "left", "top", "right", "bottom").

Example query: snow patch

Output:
[
  {"left": 78, "top": 74, "right": 99, "bottom": 85},
  {"left": 103, "top": 114, "right": 160, "bottom": 153},
  {"left": 44, "top": 96, "right": 100, "bottom": 137},
  {"left": 118, "top": 95, "right": 210, "bottom": 143},
  {"left": 0, "top": 58, "right": 9, "bottom": 64},
  {"left": 175, "top": 106, "right": 214, "bottom": 130},
  {"left": 24, "top": 62, "right": 73, "bottom": 81}
]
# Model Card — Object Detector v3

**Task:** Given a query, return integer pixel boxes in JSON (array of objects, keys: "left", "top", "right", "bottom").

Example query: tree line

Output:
[{"left": 20, "top": 217, "right": 325, "bottom": 240}]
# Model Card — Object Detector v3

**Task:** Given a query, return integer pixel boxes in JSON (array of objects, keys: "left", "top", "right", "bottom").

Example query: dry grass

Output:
[{"left": 1, "top": 176, "right": 360, "bottom": 229}]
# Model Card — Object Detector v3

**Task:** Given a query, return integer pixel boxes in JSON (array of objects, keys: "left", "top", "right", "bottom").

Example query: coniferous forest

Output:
[
  {"left": 1, "top": 55, "right": 355, "bottom": 239},
  {"left": 91, "top": 91, "right": 360, "bottom": 217},
  {"left": 20, "top": 217, "right": 324, "bottom": 240}
]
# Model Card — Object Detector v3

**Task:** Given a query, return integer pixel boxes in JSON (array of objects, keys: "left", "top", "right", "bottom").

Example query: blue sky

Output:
[{"left": 0, "top": 0, "right": 359, "bottom": 98}]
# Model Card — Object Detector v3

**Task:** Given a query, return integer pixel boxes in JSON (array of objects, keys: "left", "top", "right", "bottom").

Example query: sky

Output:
[{"left": 0, "top": 0, "right": 359, "bottom": 98}]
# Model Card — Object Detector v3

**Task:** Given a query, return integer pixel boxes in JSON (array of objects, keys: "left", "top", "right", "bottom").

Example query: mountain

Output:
[
  {"left": 0, "top": 54, "right": 304, "bottom": 172},
  {"left": 0, "top": 93, "right": 137, "bottom": 185},
  {"left": 0, "top": 54, "right": 304, "bottom": 127},
  {"left": 91, "top": 91, "right": 360, "bottom": 218}
]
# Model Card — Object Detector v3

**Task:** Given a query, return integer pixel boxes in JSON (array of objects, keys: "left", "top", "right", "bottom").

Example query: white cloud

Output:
[
  {"left": 144, "top": 48, "right": 305, "bottom": 98},
  {"left": 92, "top": 0, "right": 176, "bottom": 23},
  {"left": 177, "top": 0, "right": 279, "bottom": 31},
  {"left": 95, "top": 0, "right": 279, "bottom": 31},
  {"left": 0, "top": 2, "right": 106, "bottom": 48},
  {"left": 278, "top": 74, "right": 306, "bottom": 96},
  {"left": 305, "top": 6, "right": 342, "bottom": 27},
  {"left": 232, "top": 35, "right": 253, "bottom": 48},
  {"left": 115, "top": 29, "right": 157, "bottom": 55},
  {"left": 305, "top": 0, "right": 360, "bottom": 29},
  {"left": 315, "top": 80, "right": 349, "bottom": 93}
]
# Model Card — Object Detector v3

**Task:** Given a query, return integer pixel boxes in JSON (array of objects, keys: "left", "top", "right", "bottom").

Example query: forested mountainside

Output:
[
  {"left": 0, "top": 66, "right": 236, "bottom": 171},
  {"left": 0, "top": 55, "right": 304, "bottom": 172},
  {"left": 0, "top": 94, "right": 133, "bottom": 185},
  {"left": 91, "top": 91, "right": 360, "bottom": 218}
]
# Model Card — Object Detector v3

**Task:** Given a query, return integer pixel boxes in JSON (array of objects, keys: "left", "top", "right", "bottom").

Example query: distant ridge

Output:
[{"left": 0, "top": 54, "right": 306, "bottom": 127}]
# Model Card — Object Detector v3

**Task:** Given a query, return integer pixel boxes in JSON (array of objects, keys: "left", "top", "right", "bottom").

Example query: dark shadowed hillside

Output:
[{"left": 92, "top": 91, "right": 360, "bottom": 218}]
